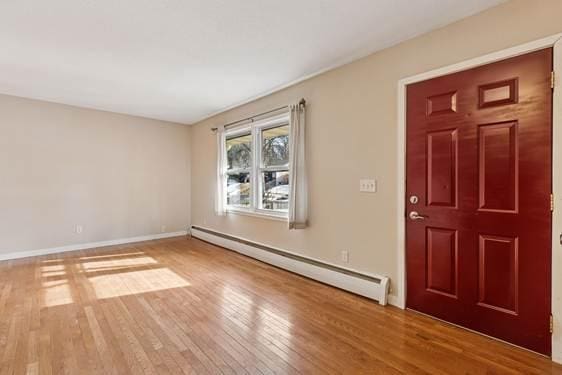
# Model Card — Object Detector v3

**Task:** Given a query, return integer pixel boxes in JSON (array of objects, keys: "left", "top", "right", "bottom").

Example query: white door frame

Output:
[{"left": 395, "top": 33, "right": 562, "bottom": 361}]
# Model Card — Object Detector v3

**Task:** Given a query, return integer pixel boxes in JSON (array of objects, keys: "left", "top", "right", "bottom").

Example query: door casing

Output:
[{"left": 395, "top": 33, "right": 562, "bottom": 361}]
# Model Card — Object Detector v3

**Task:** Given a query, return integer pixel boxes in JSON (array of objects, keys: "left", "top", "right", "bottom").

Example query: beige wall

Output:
[
  {"left": 0, "top": 94, "right": 191, "bottom": 255},
  {"left": 190, "top": 0, "right": 562, "bottom": 300}
]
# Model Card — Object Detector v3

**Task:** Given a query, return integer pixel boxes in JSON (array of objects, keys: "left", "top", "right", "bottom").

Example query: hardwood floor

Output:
[{"left": 0, "top": 236, "right": 560, "bottom": 374}]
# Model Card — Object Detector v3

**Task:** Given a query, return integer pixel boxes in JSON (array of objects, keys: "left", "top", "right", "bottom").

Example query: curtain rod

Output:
[{"left": 211, "top": 98, "right": 306, "bottom": 132}]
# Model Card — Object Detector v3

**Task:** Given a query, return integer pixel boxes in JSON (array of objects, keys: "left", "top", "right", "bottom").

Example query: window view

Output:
[
  {"left": 226, "top": 133, "right": 251, "bottom": 207},
  {"left": 223, "top": 117, "right": 290, "bottom": 217},
  {"left": 261, "top": 171, "right": 289, "bottom": 211},
  {"left": 262, "top": 125, "right": 289, "bottom": 166},
  {"left": 260, "top": 125, "right": 289, "bottom": 212},
  {"left": 226, "top": 133, "right": 252, "bottom": 170},
  {"left": 227, "top": 172, "right": 250, "bottom": 207}
]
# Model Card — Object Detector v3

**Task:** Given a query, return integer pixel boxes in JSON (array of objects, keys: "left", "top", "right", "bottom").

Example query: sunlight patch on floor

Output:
[
  {"left": 42, "top": 280, "right": 73, "bottom": 307},
  {"left": 41, "top": 259, "right": 64, "bottom": 264},
  {"left": 41, "top": 265, "right": 65, "bottom": 272},
  {"left": 79, "top": 252, "right": 146, "bottom": 260},
  {"left": 42, "top": 270, "right": 67, "bottom": 277},
  {"left": 80, "top": 256, "right": 158, "bottom": 271},
  {"left": 41, "top": 264, "right": 67, "bottom": 277},
  {"left": 88, "top": 268, "right": 190, "bottom": 299}
]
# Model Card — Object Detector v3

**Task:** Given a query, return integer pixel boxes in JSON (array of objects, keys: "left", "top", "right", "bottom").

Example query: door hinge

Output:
[
  {"left": 551, "top": 194, "right": 555, "bottom": 212},
  {"left": 552, "top": 71, "right": 556, "bottom": 90},
  {"left": 551, "top": 314, "right": 554, "bottom": 334}
]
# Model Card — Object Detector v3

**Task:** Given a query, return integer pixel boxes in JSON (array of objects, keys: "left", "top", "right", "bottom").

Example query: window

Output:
[{"left": 223, "top": 114, "right": 290, "bottom": 218}]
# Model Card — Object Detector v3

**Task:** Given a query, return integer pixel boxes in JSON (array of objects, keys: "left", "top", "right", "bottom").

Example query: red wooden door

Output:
[{"left": 406, "top": 49, "right": 553, "bottom": 355}]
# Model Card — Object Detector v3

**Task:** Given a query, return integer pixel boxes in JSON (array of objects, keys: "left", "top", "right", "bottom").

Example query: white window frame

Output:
[{"left": 224, "top": 113, "right": 291, "bottom": 220}]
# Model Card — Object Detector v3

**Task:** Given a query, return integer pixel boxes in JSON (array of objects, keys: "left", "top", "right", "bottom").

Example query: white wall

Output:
[{"left": 0, "top": 94, "right": 191, "bottom": 256}]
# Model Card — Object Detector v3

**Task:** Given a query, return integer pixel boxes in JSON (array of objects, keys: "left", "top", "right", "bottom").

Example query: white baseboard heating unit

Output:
[{"left": 191, "top": 226, "right": 390, "bottom": 306}]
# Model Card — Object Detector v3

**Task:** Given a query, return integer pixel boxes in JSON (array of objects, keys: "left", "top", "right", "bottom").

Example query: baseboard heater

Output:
[{"left": 190, "top": 226, "right": 390, "bottom": 305}]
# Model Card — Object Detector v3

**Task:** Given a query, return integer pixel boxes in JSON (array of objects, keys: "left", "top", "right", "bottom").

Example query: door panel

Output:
[
  {"left": 478, "top": 121, "right": 518, "bottom": 212},
  {"left": 406, "top": 49, "right": 552, "bottom": 355},
  {"left": 426, "top": 227, "right": 458, "bottom": 297},
  {"left": 427, "top": 129, "right": 458, "bottom": 207},
  {"left": 477, "top": 234, "right": 518, "bottom": 315}
]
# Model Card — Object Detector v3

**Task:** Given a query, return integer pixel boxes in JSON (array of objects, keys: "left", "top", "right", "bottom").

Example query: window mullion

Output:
[
  {"left": 252, "top": 126, "right": 260, "bottom": 211},
  {"left": 261, "top": 166, "right": 289, "bottom": 173},
  {"left": 226, "top": 168, "right": 250, "bottom": 175}
]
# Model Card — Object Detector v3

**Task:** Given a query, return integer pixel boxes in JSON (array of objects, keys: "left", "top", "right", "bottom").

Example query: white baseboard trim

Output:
[
  {"left": 0, "top": 231, "right": 189, "bottom": 262},
  {"left": 191, "top": 226, "right": 391, "bottom": 306}
]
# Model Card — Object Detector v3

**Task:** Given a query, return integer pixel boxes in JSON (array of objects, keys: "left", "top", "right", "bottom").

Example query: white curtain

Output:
[
  {"left": 215, "top": 125, "right": 227, "bottom": 216},
  {"left": 288, "top": 102, "right": 308, "bottom": 229}
]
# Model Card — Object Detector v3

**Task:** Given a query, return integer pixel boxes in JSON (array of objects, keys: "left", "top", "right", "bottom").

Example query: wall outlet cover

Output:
[
  {"left": 359, "top": 179, "right": 377, "bottom": 193},
  {"left": 341, "top": 250, "right": 349, "bottom": 263}
]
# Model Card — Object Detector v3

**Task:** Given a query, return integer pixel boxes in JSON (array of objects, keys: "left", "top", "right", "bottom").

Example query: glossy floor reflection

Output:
[{"left": 0, "top": 236, "right": 560, "bottom": 374}]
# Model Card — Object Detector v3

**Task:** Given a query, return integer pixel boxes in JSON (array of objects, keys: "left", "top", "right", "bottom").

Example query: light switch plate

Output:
[{"left": 359, "top": 179, "right": 377, "bottom": 193}]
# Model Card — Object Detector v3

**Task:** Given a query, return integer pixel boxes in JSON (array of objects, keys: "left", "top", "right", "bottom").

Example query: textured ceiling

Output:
[{"left": 0, "top": 0, "right": 505, "bottom": 124}]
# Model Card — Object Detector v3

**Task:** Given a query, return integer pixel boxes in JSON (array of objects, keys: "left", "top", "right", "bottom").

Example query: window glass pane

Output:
[
  {"left": 226, "top": 133, "right": 252, "bottom": 170},
  {"left": 262, "top": 125, "right": 289, "bottom": 167},
  {"left": 261, "top": 171, "right": 289, "bottom": 211},
  {"left": 227, "top": 172, "right": 251, "bottom": 207}
]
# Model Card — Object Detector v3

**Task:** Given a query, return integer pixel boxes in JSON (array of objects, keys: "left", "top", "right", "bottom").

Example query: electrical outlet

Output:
[
  {"left": 161, "top": 225, "right": 167, "bottom": 233},
  {"left": 341, "top": 250, "right": 349, "bottom": 263},
  {"left": 75, "top": 225, "right": 83, "bottom": 234},
  {"left": 359, "top": 179, "right": 377, "bottom": 193}
]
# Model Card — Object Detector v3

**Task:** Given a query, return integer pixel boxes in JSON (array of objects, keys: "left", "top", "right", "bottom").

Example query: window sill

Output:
[{"left": 225, "top": 208, "right": 288, "bottom": 222}]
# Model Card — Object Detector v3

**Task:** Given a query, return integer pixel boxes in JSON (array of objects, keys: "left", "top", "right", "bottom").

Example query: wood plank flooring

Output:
[{"left": 0, "top": 236, "right": 561, "bottom": 374}]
